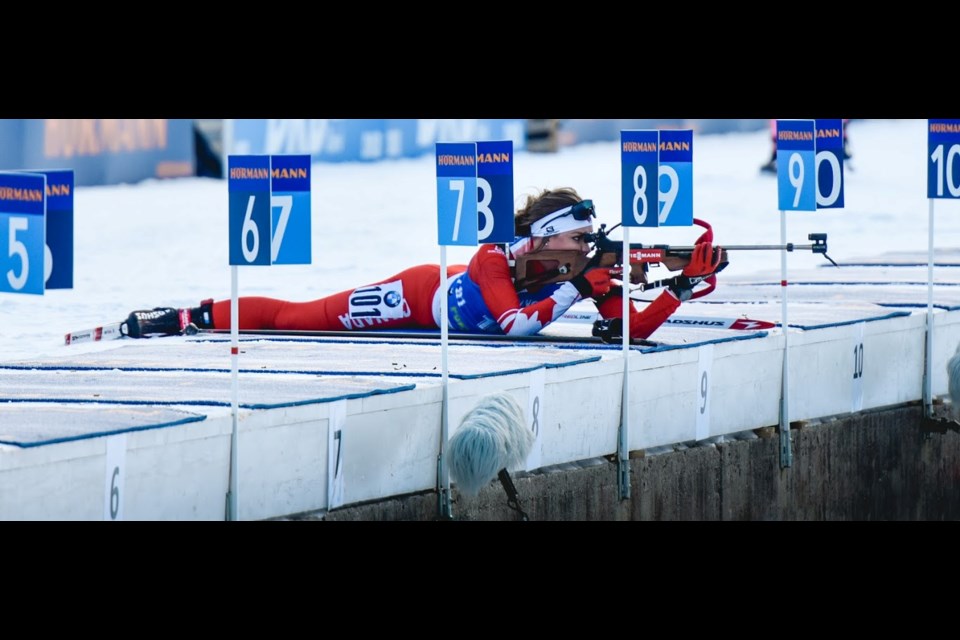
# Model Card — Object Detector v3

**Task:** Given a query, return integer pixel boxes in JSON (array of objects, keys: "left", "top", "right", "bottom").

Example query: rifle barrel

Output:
[{"left": 656, "top": 244, "right": 821, "bottom": 252}]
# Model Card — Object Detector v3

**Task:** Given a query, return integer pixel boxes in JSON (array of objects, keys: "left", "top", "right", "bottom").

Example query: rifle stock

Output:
[{"left": 513, "top": 247, "right": 725, "bottom": 288}]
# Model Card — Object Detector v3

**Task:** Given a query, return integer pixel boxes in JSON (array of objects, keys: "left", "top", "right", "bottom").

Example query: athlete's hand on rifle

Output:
[
  {"left": 683, "top": 241, "right": 723, "bottom": 277},
  {"left": 571, "top": 267, "right": 614, "bottom": 299},
  {"left": 670, "top": 241, "right": 723, "bottom": 302}
]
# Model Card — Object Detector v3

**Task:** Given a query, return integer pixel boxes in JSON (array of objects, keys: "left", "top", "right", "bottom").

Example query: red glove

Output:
[
  {"left": 683, "top": 241, "right": 722, "bottom": 277},
  {"left": 571, "top": 267, "right": 613, "bottom": 298}
]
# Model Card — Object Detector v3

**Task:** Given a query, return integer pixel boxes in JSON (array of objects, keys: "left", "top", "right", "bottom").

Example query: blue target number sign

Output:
[
  {"left": 658, "top": 129, "right": 693, "bottom": 226},
  {"left": 229, "top": 155, "right": 312, "bottom": 265},
  {"left": 270, "top": 155, "right": 311, "bottom": 264},
  {"left": 815, "top": 119, "right": 845, "bottom": 209},
  {"left": 15, "top": 168, "right": 73, "bottom": 289},
  {"left": 476, "top": 140, "right": 514, "bottom": 243},
  {"left": 0, "top": 172, "right": 46, "bottom": 295},
  {"left": 776, "top": 119, "right": 816, "bottom": 211},
  {"left": 928, "top": 119, "right": 960, "bottom": 199},
  {"left": 621, "top": 130, "right": 660, "bottom": 227},
  {"left": 436, "top": 142, "right": 478, "bottom": 246}
]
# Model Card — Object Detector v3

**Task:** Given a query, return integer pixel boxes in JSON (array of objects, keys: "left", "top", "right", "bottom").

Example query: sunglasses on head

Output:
[{"left": 538, "top": 199, "right": 596, "bottom": 229}]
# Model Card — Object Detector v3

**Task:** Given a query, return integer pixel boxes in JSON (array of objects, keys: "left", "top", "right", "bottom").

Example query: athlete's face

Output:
[{"left": 539, "top": 226, "right": 593, "bottom": 253}]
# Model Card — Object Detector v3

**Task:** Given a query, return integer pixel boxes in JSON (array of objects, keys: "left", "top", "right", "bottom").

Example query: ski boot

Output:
[{"left": 123, "top": 299, "right": 214, "bottom": 338}]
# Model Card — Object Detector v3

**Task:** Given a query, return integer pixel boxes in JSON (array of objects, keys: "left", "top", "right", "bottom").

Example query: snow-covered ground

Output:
[{"left": 2, "top": 118, "right": 958, "bottom": 362}]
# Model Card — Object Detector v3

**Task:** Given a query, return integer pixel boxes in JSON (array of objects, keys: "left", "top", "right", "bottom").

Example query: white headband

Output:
[{"left": 529, "top": 202, "right": 596, "bottom": 237}]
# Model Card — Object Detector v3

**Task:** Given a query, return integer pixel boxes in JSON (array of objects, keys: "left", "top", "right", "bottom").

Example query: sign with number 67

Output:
[{"left": 228, "top": 155, "right": 312, "bottom": 266}]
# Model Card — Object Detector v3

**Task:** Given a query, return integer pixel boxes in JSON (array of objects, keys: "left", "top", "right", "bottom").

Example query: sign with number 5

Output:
[{"left": 0, "top": 171, "right": 46, "bottom": 295}]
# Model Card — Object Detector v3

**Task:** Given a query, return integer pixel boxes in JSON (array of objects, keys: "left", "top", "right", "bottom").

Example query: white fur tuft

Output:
[{"left": 447, "top": 392, "right": 533, "bottom": 496}]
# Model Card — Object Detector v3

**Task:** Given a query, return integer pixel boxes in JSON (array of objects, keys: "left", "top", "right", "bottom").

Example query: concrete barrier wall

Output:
[{"left": 306, "top": 403, "right": 960, "bottom": 521}]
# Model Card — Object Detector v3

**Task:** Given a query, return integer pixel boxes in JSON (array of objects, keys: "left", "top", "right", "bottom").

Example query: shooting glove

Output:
[
  {"left": 668, "top": 242, "right": 723, "bottom": 302},
  {"left": 571, "top": 267, "right": 614, "bottom": 299}
]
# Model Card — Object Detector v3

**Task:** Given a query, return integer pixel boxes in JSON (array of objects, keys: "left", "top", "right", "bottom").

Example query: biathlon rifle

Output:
[{"left": 513, "top": 218, "right": 836, "bottom": 291}]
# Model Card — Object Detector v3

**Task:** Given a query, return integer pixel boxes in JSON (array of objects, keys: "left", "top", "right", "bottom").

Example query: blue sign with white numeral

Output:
[
  {"left": 270, "top": 155, "right": 311, "bottom": 264},
  {"left": 476, "top": 140, "right": 514, "bottom": 243},
  {"left": 928, "top": 119, "right": 960, "bottom": 199},
  {"left": 36, "top": 169, "right": 73, "bottom": 289},
  {"left": 658, "top": 129, "right": 693, "bottom": 226},
  {"left": 815, "top": 119, "right": 844, "bottom": 209},
  {"left": 436, "top": 142, "right": 478, "bottom": 246},
  {"left": 776, "top": 120, "right": 816, "bottom": 211},
  {"left": 228, "top": 155, "right": 271, "bottom": 265},
  {"left": 0, "top": 172, "right": 46, "bottom": 295},
  {"left": 621, "top": 130, "right": 660, "bottom": 227}
]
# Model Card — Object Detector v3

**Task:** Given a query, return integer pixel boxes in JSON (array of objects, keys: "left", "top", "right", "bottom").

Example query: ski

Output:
[
  {"left": 192, "top": 327, "right": 660, "bottom": 347},
  {"left": 558, "top": 310, "right": 776, "bottom": 331},
  {"left": 64, "top": 322, "right": 125, "bottom": 345},
  {"left": 64, "top": 310, "right": 773, "bottom": 349}
]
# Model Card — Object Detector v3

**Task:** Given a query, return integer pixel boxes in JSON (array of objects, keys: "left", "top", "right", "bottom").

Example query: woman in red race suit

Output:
[{"left": 123, "top": 187, "right": 722, "bottom": 341}]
